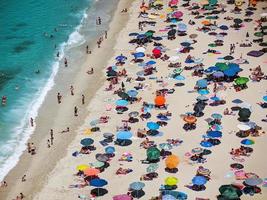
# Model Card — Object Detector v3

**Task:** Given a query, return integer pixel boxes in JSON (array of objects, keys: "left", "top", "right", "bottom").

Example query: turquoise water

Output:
[{"left": 0, "top": 0, "right": 118, "bottom": 180}]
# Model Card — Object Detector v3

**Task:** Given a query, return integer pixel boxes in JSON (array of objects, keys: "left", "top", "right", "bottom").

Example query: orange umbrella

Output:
[
  {"left": 154, "top": 96, "right": 166, "bottom": 106},
  {"left": 165, "top": 155, "right": 179, "bottom": 169},
  {"left": 201, "top": 20, "right": 211, "bottom": 26},
  {"left": 84, "top": 168, "right": 100, "bottom": 176},
  {"left": 183, "top": 115, "right": 197, "bottom": 124}
]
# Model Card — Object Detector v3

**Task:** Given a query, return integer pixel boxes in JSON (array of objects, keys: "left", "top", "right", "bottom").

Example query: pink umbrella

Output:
[
  {"left": 172, "top": 11, "right": 183, "bottom": 19},
  {"left": 169, "top": 0, "right": 178, "bottom": 5},
  {"left": 113, "top": 194, "right": 132, "bottom": 200}
]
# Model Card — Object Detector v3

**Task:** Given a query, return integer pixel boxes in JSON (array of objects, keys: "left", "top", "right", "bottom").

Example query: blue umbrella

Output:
[
  {"left": 147, "top": 122, "right": 160, "bottom": 130},
  {"left": 180, "top": 42, "right": 191, "bottom": 47},
  {"left": 198, "top": 89, "right": 209, "bottom": 95},
  {"left": 115, "top": 55, "right": 127, "bottom": 62},
  {"left": 133, "top": 52, "right": 145, "bottom": 58},
  {"left": 192, "top": 176, "right": 207, "bottom": 185},
  {"left": 146, "top": 60, "right": 156, "bottom": 65},
  {"left": 200, "top": 141, "right": 213, "bottom": 148},
  {"left": 210, "top": 96, "right": 220, "bottom": 101},
  {"left": 213, "top": 71, "right": 224, "bottom": 78},
  {"left": 80, "top": 138, "right": 94, "bottom": 146},
  {"left": 137, "top": 34, "right": 146, "bottom": 39},
  {"left": 232, "top": 99, "right": 243, "bottom": 104},
  {"left": 211, "top": 124, "right": 222, "bottom": 131},
  {"left": 177, "top": 23, "right": 187, "bottom": 32},
  {"left": 105, "top": 146, "right": 115, "bottom": 154},
  {"left": 116, "top": 131, "right": 132, "bottom": 140},
  {"left": 129, "top": 182, "right": 145, "bottom": 190},
  {"left": 196, "top": 79, "right": 208, "bottom": 88},
  {"left": 224, "top": 68, "right": 237, "bottom": 77},
  {"left": 241, "top": 139, "right": 254, "bottom": 145},
  {"left": 129, "top": 32, "right": 139, "bottom": 36},
  {"left": 162, "top": 195, "right": 176, "bottom": 200},
  {"left": 116, "top": 99, "right": 128, "bottom": 107},
  {"left": 219, "top": 25, "right": 228, "bottom": 30},
  {"left": 127, "top": 90, "right": 138, "bottom": 97},
  {"left": 263, "top": 95, "right": 267, "bottom": 102},
  {"left": 211, "top": 113, "right": 223, "bottom": 119},
  {"left": 174, "top": 75, "right": 185, "bottom": 80},
  {"left": 90, "top": 179, "right": 108, "bottom": 187},
  {"left": 207, "top": 131, "right": 222, "bottom": 138}
]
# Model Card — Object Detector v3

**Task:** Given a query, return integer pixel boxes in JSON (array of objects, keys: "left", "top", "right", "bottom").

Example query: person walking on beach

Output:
[
  {"left": 86, "top": 45, "right": 91, "bottom": 54},
  {"left": 30, "top": 117, "right": 34, "bottom": 127},
  {"left": 47, "top": 139, "right": 51, "bottom": 148},
  {"left": 19, "top": 193, "right": 24, "bottom": 199},
  {"left": 82, "top": 94, "right": 85, "bottom": 105},
  {"left": 98, "top": 17, "right": 101, "bottom": 25},
  {"left": 105, "top": 31, "right": 107, "bottom": 39},
  {"left": 50, "top": 129, "right": 54, "bottom": 145},
  {"left": 74, "top": 106, "right": 78, "bottom": 116},
  {"left": 57, "top": 92, "right": 62, "bottom": 104},
  {"left": 64, "top": 58, "right": 68, "bottom": 67},
  {"left": 21, "top": 175, "right": 26, "bottom": 182},
  {"left": 70, "top": 85, "right": 74, "bottom": 96}
]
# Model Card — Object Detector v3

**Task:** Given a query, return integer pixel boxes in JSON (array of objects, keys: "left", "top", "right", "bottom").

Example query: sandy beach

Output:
[{"left": 1, "top": 0, "right": 267, "bottom": 199}]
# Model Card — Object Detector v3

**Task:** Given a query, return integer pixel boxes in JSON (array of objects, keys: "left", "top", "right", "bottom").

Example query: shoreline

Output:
[{"left": 0, "top": 0, "right": 133, "bottom": 199}]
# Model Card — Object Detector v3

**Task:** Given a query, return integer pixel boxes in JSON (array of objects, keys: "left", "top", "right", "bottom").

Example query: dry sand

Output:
[{"left": 1, "top": 0, "right": 267, "bottom": 199}]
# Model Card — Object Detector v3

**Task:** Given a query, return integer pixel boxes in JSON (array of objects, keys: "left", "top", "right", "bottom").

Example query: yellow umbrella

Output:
[
  {"left": 154, "top": 1, "right": 163, "bottom": 6},
  {"left": 76, "top": 164, "right": 90, "bottom": 171},
  {"left": 84, "top": 128, "right": 92, "bottom": 135},
  {"left": 148, "top": 14, "right": 157, "bottom": 19},
  {"left": 165, "top": 176, "right": 179, "bottom": 186},
  {"left": 200, "top": 0, "right": 209, "bottom": 5}
]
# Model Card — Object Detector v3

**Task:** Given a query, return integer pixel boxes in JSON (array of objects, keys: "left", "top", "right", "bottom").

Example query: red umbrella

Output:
[
  {"left": 172, "top": 11, "right": 183, "bottom": 19},
  {"left": 152, "top": 48, "right": 161, "bottom": 55}
]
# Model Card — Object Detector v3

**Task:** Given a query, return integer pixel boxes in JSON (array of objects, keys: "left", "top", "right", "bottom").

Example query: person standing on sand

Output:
[
  {"left": 50, "top": 129, "right": 54, "bottom": 145},
  {"left": 74, "top": 106, "right": 78, "bottom": 116},
  {"left": 47, "top": 139, "right": 50, "bottom": 148},
  {"left": 82, "top": 94, "right": 85, "bottom": 105},
  {"left": 30, "top": 117, "right": 34, "bottom": 127},
  {"left": 64, "top": 58, "right": 68, "bottom": 67},
  {"left": 57, "top": 92, "right": 62, "bottom": 104},
  {"left": 21, "top": 175, "right": 26, "bottom": 182},
  {"left": 70, "top": 85, "right": 74, "bottom": 96},
  {"left": 105, "top": 30, "right": 107, "bottom": 39}
]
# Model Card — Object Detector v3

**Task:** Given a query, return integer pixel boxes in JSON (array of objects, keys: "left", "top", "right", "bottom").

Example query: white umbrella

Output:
[
  {"left": 260, "top": 13, "right": 267, "bottom": 17},
  {"left": 168, "top": 56, "right": 180, "bottom": 62},
  {"left": 237, "top": 124, "right": 251, "bottom": 131},
  {"left": 136, "top": 47, "right": 146, "bottom": 53}
]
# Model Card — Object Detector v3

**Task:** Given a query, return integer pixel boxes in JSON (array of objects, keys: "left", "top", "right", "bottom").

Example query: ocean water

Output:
[{"left": 0, "top": 0, "right": 119, "bottom": 181}]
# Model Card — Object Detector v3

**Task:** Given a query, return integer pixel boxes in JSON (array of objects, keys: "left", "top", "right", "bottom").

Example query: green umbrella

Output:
[
  {"left": 91, "top": 161, "right": 105, "bottom": 168},
  {"left": 215, "top": 62, "right": 229, "bottom": 71},
  {"left": 173, "top": 68, "right": 183, "bottom": 74},
  {"left": 254, "top": 32, "right": 264, "bottom": 37},
  {"left": 146, "top": 163, "right": 159, "bottom": 173},
  {"left": 147, "top": 147, "right": 160, "bottom": 161},
  {"left": 145, "top": 31, "right": 154, "bottom": 37},
  {"left": 159, "top": 143, "right": 172, "bottom": 150},
  {"left": 234, "top": 77, "right": 249, "bottom": 85},
  {"left": 209, "top": 0, "right": 217, "bottom": 5},
  {"left": 219, "top": 185, "right": 242, "bottom": 199},
  {"left": 208, "top": 43, "right": 217, "bottom": 47}
]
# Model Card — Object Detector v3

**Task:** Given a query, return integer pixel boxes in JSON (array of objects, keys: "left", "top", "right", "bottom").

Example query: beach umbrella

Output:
[
  {"left": 129, "top": 182, "right": 145, "bottom": 191},
  {"left": 165, "top": 155, "right": 179, "bottom": 169},
  {"left": 207, "top": 131, "right": 222, "bottom": 138},
  {"left": 197, "top": 95, "right": 208, "bottom": 101},
  {"left": 128, "top": 111, "right": 139, "bottom": 118},
  {"left": 183, "top": 115, "right": 197, "bottom": 124},
  {"left": 241, "top": 139, "right": 255, "bottom": 145},
  {"left": 234, "top": 18, "right": 242, "bottom": 24},
  {"left": 116, "top": 99, "right": 128, "bottom": 107},
  {"left": 162, "top": 195, "right": 176, "bottom": 200},
  {"left": 80, "top": 138, "right": 94, "bottom": 146},
  {"left": 90, "top": 179, "right": 108, "bottom": 187},
  {"left": 91, "top": 161, "right": 105, "bottom": 168},
  {"left": 211, "top": 124, "right": 222, "bottom": 131},
  {"left": 169, "top": 56, "right": 180, "bottom": 62},
  {"left": 189, "top": 33, "right": 198, "bottom": 39},
  {"left": 196, "top": 79, "right": 208, "bottom": 88},
  {"left": 192, "top": 176, "right": 207, "bottom": 185},
  {"left": 116, "top": 131, "right": 132, "bottom": 140},
  {"left": 224, "top": 55, "right": 234, "bottom": 61},
  {"left": 96, "top": 154, "right": 109, "bottom": 162},
  {"left": 224, "top": 68, "right": 237, "bottom": 77},
  {"left": 230, "top": 163, "right": 244, "bottom": 170},
  {"left": 90, "top": 119, "right": 99, "bottom": 126},
  {"left": 181, "top": 42, "right": 191, "bottom": 47},
  {"left": 219, "top": 25, "right": 228, "bottom": 30},
  {"left": 84, "top": 168, "right": 100, "bottom": 176},
  {"left": 172, "top": 11, "right": 183, "bottom": 18},
  {"left": 232, "top": 99, "right": 243, "bottom": 104},
  {"left": 219, "top": 185, "right": 242, "bottom": 199},
  {"left": 210, "top": 96, "right": 220, "bottom": 101},
  {"left": 237, "top": 124, "right": 251, "bottom": 131},
  {"left": 129, "top": 32, "right": 139, "bottom": 36},
  {"left": 173, "top": 68, "right": 183, "bottom": 74},
  {"left": 165, "top": 177, "right": 178, "bottom": 186},
  {"left": 192, "top": 147, "right": 204, "bottom": 154},
  {"left": 115, "top": 55, "right": 127, "bottom": 62},
  {"left": 105, "top": 146, "right": 115, "bottom": 154},
  {"left": 147, "top": 122, "right": 160, "bottom": 130},
  {"left": 200, "top": 140, "right": 213, "bottom": 147},
  {"left": 133, "top": 52, "right": 145, "bottom": 58},
  {"left": 103, "top": 132, "right": 114, "bottom": 138},
  {"left": 174, "top": 75, "right": 185, "bottom": 80},
  {"left": 146, "top": 163, "right": 159, "bottom": 173},
  {"left": 234, "top": 77, "right": 249, "bottom": 85},
  {"left": 245, "top": 178, "right": 263, "bottom": 186},
  {"left": 154, "top": 96, "right": 166, "bottom": 106},
  {"left": 159, "top": 143, "right": 173, "bottom": 150},
  {"left": 152, "top": 48, "right": 161, "bottom": 55},
  {"left": 215, "top": 62, "right": 229, "bottom": 71},
  {"left": 91, "top": 188, "right": 108, "bottom": 197},
  {"left": 147, "top": 147, "right": 161, "bottom": 161},
  {"left": 136, "top": 47, "right": 146, "bottom": 53},
  {"left": 211, "top": 113, "right": 222, "bottom": 119},
  {"left": 76, "top": 164, "right": 90, "bottom": 171},
  {"left": 198, "top": 89, "right": 209, "bottom": 95},
  {"left": 168, "top": 29, "right": 176, "bottom": 36},
  {"left": 263, "top": 95, "right": 267, "bottom": 102},
  {"left": 127, "top": 90, "right": 138, "bottom": 97},
  {"left": 113, "top": 194, "right": 132, "bottom": 200},
  {"left": 238, "top": 108, "right": 251, "bottom": 121},
  {"left": 146, "top": 60, "right": 156, "bottom": 65},
  {"left": 213, "top": 71, "right": 224, "bottom": 78},
  {"left": 177, "top": 23, "right": 187, "bottom": 32}
]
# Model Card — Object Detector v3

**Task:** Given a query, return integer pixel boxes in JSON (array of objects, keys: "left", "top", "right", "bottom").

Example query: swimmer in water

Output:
[
  {"left": 35, "top": 69, "right": 40, "bottom": 74},
  {"left": 15, "top": 85, "right": 19, "bottom": 90}
]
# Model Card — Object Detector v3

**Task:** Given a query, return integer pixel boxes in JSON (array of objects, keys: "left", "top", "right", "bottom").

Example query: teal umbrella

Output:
[
  {"left": 147, "top": 147, "right": 161, "bottom": 161},
  {"left": 146, "top": 163, "right": 159, "bottom": 173}
]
